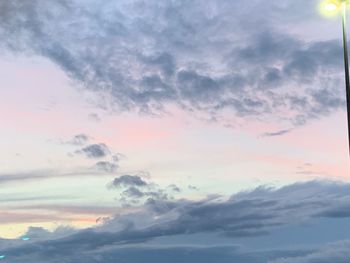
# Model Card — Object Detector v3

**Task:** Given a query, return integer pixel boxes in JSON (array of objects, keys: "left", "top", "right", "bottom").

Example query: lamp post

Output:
[{"left": 321, "top": 0, "right": 350, "bottom": 156}]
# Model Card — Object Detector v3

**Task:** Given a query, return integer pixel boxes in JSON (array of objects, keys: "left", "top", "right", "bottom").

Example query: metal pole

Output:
[{"left": 341, "top": 2, "right": 350, "bottom": 156}]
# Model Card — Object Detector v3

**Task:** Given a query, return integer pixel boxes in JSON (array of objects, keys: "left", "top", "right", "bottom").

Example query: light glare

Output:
[
  {"left": 325, "top": 2, "right": 338, "bottom": 11},
  {"left": 320, "top": 0, "right": 341, "bottom": 17}
]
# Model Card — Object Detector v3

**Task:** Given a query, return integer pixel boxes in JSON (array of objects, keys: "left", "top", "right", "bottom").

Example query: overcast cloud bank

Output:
[{"left": 0, "top": 180, "right": 350, "bottom": 262}]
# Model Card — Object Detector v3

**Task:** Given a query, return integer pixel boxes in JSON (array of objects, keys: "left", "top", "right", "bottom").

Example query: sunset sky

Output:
[{"left": 1, "top": 0, "right": 350, "bottom": 262}]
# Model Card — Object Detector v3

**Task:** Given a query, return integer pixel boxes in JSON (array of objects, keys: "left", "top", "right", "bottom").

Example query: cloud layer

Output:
[
  {"left": 0, "top": 0, "right": 346, "bottom": 126},
  {"left": 1, "top": 180, "right": 350, "bottom": 262}
]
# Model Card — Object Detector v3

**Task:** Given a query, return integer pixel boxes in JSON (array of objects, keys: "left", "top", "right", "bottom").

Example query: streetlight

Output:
[{"left": 320, "top": 0, "right": 350, "bottom": 156}]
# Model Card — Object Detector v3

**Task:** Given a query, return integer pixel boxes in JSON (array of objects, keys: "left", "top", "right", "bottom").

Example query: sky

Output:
[{"left": 1, "top": 0, "right": 350, "bottom": 262}]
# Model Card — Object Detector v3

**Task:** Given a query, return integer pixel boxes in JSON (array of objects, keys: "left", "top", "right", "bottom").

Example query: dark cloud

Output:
[
  {"left": 2, "top": 180, "right": 350, "bottom": 262},
  {"left": 122, "top": 186, "right": 145, "bottom": 199},
  {"left": 0, "top": 0, "right": 345, "bottom": 126},
  {"left": 110, "top": 175, "right": 175, "bottom": 204},
  {"left": 0, "top": 244, "right": 312, "bottom": 263},
  {"left": 105, "top": 180, "right": 350, "bottom": 243},
  {"left": 120, "top": 187, "right": 170, "bottom": 204},
  {"left": 77, "top": 143, "right": 110, "bottom": 159},
  {"left": 270, "top": 240, "right": 350, "bottom": 263},
  {"left": 136, "top": 180, "right": 350, "bottom": 240},
  {"left": 316, "top": 205, "right": 350, "bottom": 218},
  {"left": 111, "top": 175, "right": 148, "bottom": 188},
  {"left": 66, "top": 136, "right": 122, "bottom": 171}
]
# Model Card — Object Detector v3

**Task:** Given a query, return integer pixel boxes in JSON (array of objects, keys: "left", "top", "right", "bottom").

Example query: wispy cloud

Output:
[
  {"left": 66, "top": 134, "right": 90, "bottom": 146},
  {"left": 261, "top": 129, "right": 292, "bottom": 137}
]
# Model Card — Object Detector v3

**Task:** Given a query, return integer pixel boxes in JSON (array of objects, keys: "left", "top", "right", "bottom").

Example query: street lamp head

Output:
[
  {"left": 325, "top": 2, "right": 338, "bottom": 11},
  {"left": 320, "top": 0, "right": 341, "bottom": 17},
  {"left": 320, "top": 0, "right": 350, "bottom": 17}
]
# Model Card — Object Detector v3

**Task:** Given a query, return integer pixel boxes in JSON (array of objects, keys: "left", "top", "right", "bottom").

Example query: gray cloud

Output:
[
  {"left": 110, "top": 175, "right": 176, "bottom": 204},
  {"left": 122, "top": 186, "right": 145, "bottom": 199},
  {"left": 95, "top": 161, "right": 118, "bottom": 173},
  {"left": 107, "top": 180, "right": 350, "bottom": 242},
  {"left": 2, "top": 180, "right": 350, "bottom": 262},
  {"left": 0, "top": 169, "right": 116, "bottom": 185},
  {"left": 66, "top": 135, "right": 122, "bottom": 171},
  {"left": 0, "top": 0, "right": 345, "bottom": 127},
  {"left": 270, "top": 240, "right": 350, "bottom": 263},
  {"left": 0, "top": 139, "right": 121, "bottom": 184},
  {"left": 168, "top": 184, "right": 181, "bottom": 193},
  {"left": 0, "top": 244, "right": 311, "bottom": 263},
  {"left": 316, "top": 204, "right": 350, "bottom": 218},
  {"left": 68, "top": 134, "right": 90, "bottom": 145},
  {"left": 261, "top": 129, "right": 292, "bottom": 137},
  {"left": 111, "top": 175, "right": 148, "bottom": 188},
  {"left": 88, "top": 113, "right": 101, "bottom": 122},
  {"left": 77, "top": 143, "right": 110, "bottom": 159},
  {"left": 0, "top": 171, "right": 54, "bottom": 185}
]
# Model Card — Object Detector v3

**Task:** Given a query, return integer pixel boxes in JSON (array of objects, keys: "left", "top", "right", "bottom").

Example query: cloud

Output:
[
  {"left": 0, "top": 171, "right": 53, "bottom": 185},
  {"left": 99, "top": 180, "right": 350, "bottom": 241},
  {"left": 269, "top": 240, "right": 350, "bottom": 263},
  {"left": 0, "top": 168, "right": 115, "bottom": 185},
  {"left": 110, "top": 175, "right": 177, "bottom": 204},
  {"left": 88, "top": 113, "right": 101, "bottom": 122},
  {"left": 23, "top": 226, "right": 75, "bottom": 241},
  {"left": 65, "top": 135, "right": 122, "bottom": 172},
  {"left": 0, "top": 244, "right": 310, "bottom": 263},
  {"left": 0, "top": 210, "right": 85, "bottom": 224},
  {"left": 261, "top": 129, "right": 292, "bottom": 137},
  {"left": 0, "top": 195, "right": 76, "bottom": 203},
  {"left": 77, "top": 143, "right": 110, "bottom": 159},
  {"left": 316, "top": 205, "right": 350, "bottom": 218},
  {"left": 167, "top": 184, "right": 181, "bottom": 193},
  {"left": 95, "top": 161, "right": 118, "bottom": 173},
  {"left": 11, "top": 204, "right": 117, "bottom": 218},
  {"left": 111, "top": 175, "right": 148, "bottom": 188},
  {"left": 1, "top": 180, "right": 350, "bottom": 262},
  {"left": 0, "top": 0, "right": 346, "bottom": 127},
  {"left": 0, "top": 139, "right": 121, "bottom": 184},
  {"left": 67, "top": 134, "right": 90, "bottom": 145}
]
